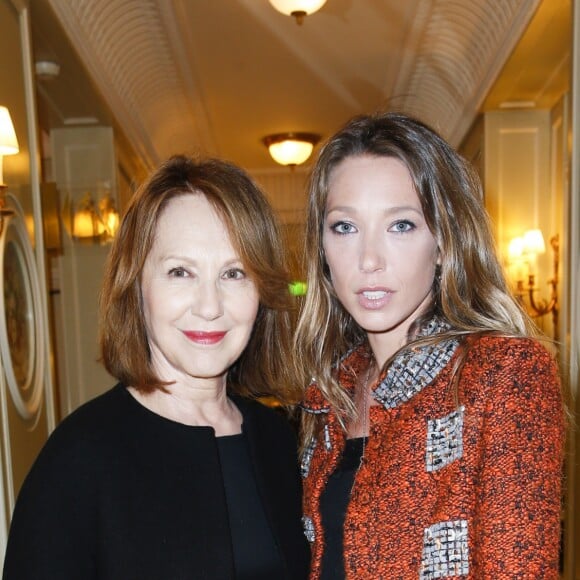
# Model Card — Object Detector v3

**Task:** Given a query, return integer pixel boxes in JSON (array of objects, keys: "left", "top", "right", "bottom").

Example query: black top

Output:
[
  {"left": 217, "top": 433, "right": 285, "bottom": 579},
  {"left": 319, "top": 437, "right": 366, "bottom": 580},
  {"left": 3, "top": 384, "right": 309, "bottom": 579}
]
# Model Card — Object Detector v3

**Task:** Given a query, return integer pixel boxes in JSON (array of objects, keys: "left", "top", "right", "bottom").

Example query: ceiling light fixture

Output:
[
  {"left": 262, "top": 133, "right": 321, "bottom": 167},
  {"left": 268, "top": 0, "right": 327, "bottom": 25}
]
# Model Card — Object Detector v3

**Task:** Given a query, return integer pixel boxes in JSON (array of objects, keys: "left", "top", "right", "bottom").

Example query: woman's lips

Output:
[
  {"left": 357, "top": 288, "right": 392, "bottom": 310},
  {"left": 182, "top": 331, "right": 226, "bottom": 345}
]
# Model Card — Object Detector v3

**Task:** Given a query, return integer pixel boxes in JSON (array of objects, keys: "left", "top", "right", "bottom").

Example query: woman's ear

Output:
[{"left": 434, "top": 263, "right": 442, "bottom": 280}]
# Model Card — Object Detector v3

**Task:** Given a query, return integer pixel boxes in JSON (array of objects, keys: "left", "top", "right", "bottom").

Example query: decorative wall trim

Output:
[{"left": 0, "top": 196, "right": 45, "bottom": 423}]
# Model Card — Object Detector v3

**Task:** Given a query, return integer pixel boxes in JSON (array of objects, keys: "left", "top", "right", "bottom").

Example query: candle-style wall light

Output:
[
  {"left": 507, "top": 228, "right": 559, "bottom": 337},
  {"left": 0, "top": 106, "right": 19, "bottom": 234},
  {"left": 68, "top": 189, "right": 120, "bottom": 244}
]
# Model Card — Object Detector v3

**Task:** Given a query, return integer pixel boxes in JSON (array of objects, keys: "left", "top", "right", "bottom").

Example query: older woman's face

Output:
[{"left": 141, "top": 194, "right": 259, "bottom": 384}]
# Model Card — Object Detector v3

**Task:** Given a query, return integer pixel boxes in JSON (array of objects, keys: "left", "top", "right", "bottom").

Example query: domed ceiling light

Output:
[
  {"left": 268, "top": 0, "right": 327, "bottom": 25},
  {"left": 262, "top": 133, "right": 321, "bottom": 167}
]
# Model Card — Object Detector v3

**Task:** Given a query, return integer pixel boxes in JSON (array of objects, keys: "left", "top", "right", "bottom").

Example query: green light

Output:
[{"left": 289, "top": 280, "right": 307, "bottom": 296}]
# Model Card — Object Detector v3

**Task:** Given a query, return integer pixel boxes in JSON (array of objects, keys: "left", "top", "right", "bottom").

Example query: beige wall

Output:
[
  {"left": 463, "top": 103, "right": 575, "bottom": 576},
  {"left": 484, "top": 109, "right": 560, "bottom": 341}
]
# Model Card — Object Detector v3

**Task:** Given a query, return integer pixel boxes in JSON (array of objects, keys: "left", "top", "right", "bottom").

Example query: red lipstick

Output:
[{"left": 183, "top": 331, "right": 226, "bottom": 345}]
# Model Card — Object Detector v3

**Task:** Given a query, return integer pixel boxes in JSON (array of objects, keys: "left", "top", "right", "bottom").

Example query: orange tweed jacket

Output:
[{"left": 301, "top": 335, "right": 564, "bottom": 579}]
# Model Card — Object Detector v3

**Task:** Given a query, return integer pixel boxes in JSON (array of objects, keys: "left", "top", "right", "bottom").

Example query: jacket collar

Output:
[
  {"left": 302, "top": 317, "right": 459, "bottom": 413},
  {"left": 372, "top": 317, "right": 459, "bottom": 409}
]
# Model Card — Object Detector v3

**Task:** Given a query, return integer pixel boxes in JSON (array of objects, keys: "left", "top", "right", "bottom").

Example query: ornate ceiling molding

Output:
[
  {"left": 46, "top": 0, "right": 541, "bottom": 167},
  {"left": 47, "top": 0, "right": 198, "bottom": 168},
  {"left": 395, "top": 0, "right": 541, "bottom": 143}
]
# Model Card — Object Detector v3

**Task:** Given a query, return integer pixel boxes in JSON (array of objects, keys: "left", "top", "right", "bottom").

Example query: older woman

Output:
[{"left": 3, "top": 156, "right": 309, "bottom": 579}]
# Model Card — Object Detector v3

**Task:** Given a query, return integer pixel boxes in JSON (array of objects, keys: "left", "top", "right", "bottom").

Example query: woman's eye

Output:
[
  {"left": 223, "top": 268, "right": 245, "bottom": 280},
  {"left": 168, "top": 267, "right": 188, "bottom": 278},
  {"left": 390, "top": 220, "right": 414, "bottom": 233},
  {"left": 331, "top": 221, "right": 357, "bottom": 235}
]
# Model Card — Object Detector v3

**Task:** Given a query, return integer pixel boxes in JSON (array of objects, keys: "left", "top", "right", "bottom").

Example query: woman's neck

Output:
[
  {"left": 127, "top": 381, "right": 243, "bottom": 436},
  {"left": 367, "top": 326, "right": 410, "bottom": 368}
]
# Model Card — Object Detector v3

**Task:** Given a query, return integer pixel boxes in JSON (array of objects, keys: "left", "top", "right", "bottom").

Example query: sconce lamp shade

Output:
[
  {"left": 262, "top": 132, "right": 320, "bottom": 166},
  {"left": 98, "top": 191, "right": 120, "bottom": 239},
  {"left": 73, "top": 193, "right": 99, "bottom": 238},
  {"left": 0, "top": 106, "right": 20, "bottom": 188},
  {"left": 522, "top": 229, "right": 546, "bottom": 255},
  {"left": 0, "top": 107, "right": 19, "bottom": 155},
  {"left": 507, "top": 236, "right": 524, "bottom": 260},
  {"left": 268, "top": 0, "right": 327, "bottom": 24},
  {"left": 72, "top": 190, "right": 120, "bottom": 242}
]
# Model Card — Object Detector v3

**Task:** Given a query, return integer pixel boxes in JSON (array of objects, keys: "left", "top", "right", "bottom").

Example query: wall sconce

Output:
[
  {"left": 0, "top": 106, "right": 19, "bottom": 190},
  {"left": 268, "top": 0, "right": 327, "bottom": 24},
  {"left": 508, "top": 229, "right": 559, "bottom": 337},
  {"left": 97, "top": 191, "right": 120, "bottom": 239},
  {"left": 262, "top": 132, "right": 321, "bottom": 167},
  {"left": 72, "top": 191, "right": 120, "bottom": 243},
  {"left": 0, "top": 106, "right": 19, "bottom": 232}
]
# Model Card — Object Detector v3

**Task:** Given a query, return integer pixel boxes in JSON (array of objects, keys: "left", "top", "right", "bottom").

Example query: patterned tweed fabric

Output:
[{"left": 301, "top": 335, "right": 564, "bottom": 579}]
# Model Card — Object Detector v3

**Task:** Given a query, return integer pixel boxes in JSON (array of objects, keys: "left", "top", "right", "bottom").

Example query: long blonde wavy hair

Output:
[{"left": 294, "top": 112, "right": 538, "bottom": 446}]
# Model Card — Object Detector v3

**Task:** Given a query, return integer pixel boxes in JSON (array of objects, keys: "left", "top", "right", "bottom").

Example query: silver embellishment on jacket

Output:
[
  {"left": 301, "top": 437, "right": 317, "bottom": 478},
  {"left": 302, "top": 515, "right": 315, "bottom": 543},
  {"left": 421, "top": 519, "right": 469, "bottom": 578},
  {"left": 323, "top": 424, "right": 331, "bottom": 450},
  {"left": 299, "top": 378, "right": 330, "bottom": 415},
  {"left": 426, "top": 406, "right": 465, "bottom": 472},
  {"left": 300, "top": 405, "right": 330, "bottom": 415},
  {"left": 373, "top": 318, "right": 459, "bottom": 409}
]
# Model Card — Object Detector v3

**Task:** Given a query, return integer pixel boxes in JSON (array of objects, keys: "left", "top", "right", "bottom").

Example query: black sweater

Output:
[{"left": 3, "top": 385, "right": 309, "bottom": 579}]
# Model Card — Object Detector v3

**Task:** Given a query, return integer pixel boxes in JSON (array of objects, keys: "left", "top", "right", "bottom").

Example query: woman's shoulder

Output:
[
  {"left": 16, "top": 385, "right": 128, "bottom": 492},
  {"left": 54, "top": 384, "right": 129, "bottom": 433},
  {"left": 460, "top": 334, "right": 561, "bottom": 402},
  {"left": 39, "top": 385, "right": 130, "bottom": 459},
  {"left": 465, "top": 334, "right": 557, "bottom": 366}
]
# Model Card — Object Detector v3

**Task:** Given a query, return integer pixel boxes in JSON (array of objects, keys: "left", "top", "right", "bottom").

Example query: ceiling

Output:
[{"left": 30, "top": 0, "right": 571, "bottom": 174}]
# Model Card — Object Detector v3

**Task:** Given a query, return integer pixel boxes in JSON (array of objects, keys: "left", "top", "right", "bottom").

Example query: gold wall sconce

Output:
[
  {"left": 268, "top": 0, "right": 327, "bottom": 24},
  {"left": 70, "top": 190, "right": 120, "bottom": 243},
  {"left": 0, "top": 106, "right": 19, "bottom": 190},
  {"left": 507, "top": 229, "right": 559, "bottom": 337},
  {"left": 262, "top": 132, "right": 321, "bottom": 167},
  {"left": 0, "top": 106, "right": 19, "bottom": 232}
]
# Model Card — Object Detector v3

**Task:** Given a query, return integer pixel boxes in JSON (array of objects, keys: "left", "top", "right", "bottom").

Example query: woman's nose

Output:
[
  {"left": 193, "top": 281, "right": 224, "bottom": 320},
  {"left": 359, "top": 231, "right": 385, "bottom": 273}
]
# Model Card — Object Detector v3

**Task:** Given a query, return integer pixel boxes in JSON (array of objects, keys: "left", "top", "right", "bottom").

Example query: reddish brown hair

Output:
[{"left": 99, "top": 155, "right": 296, "bottom": 400}]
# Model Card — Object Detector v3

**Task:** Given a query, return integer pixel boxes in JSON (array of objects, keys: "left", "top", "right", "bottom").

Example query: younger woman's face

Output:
[{"left": 323, "top": 154, "right": 439, "bottom": 355}]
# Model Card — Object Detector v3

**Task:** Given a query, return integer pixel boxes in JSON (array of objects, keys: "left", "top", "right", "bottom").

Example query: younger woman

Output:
[{"left": 296, "top": 113, "right": 564, "bottom": 579}]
